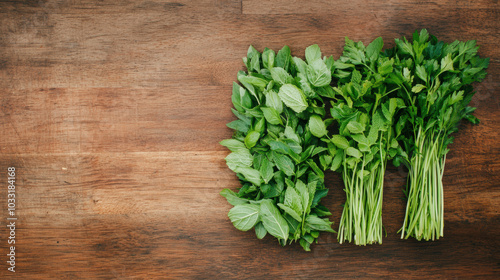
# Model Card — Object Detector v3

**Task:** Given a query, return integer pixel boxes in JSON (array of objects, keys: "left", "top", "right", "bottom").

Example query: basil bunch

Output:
[{"left": 220, "top": 45, "right": 336, "bottom": 251}]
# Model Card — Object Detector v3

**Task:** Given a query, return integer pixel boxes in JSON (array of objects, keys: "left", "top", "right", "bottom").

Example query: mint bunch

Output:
[{"left": 220, "top": 45, "right": 336, "bottom": 251}]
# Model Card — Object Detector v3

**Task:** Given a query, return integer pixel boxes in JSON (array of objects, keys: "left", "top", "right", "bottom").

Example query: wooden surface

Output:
[{"left": 0, "top": 0, "right": 499, "bottom": 279}]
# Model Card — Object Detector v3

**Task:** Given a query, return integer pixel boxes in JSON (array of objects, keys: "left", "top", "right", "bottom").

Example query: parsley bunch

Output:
[
  {"left": 220, "top": 45, "right": 336, "bottom": 251},
  {"left": 328, "top": 37, "right": 406, "bottom": 245},
  {"left": 385, "top": 30, "right": 490, "bottom": 240}
]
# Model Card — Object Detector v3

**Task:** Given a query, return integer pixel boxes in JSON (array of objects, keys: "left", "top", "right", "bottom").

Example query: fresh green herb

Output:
[
  {"left": 385, "top": 29, "right": 489, "bottom": 240},
  {"left": 221, "top": 45, "right": 336, "bottom": 251},
  {"left": 328, "top": 37, "right": 406, "bottom": 245}
]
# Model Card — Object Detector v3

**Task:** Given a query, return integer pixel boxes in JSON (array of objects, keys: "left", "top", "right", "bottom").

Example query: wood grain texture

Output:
[{"left": 0, "top": 0, "right": 499, "bottom": 279}]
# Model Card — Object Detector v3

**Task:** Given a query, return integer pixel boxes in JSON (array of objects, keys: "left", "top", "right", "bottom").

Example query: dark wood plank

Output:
[
  {"left": 0, "top": 87, "right": 234, "bottom": 153},
  {"left": 242, "top": 0, "right": 498, "bottom": 14},
  {"left": 0, "top": 0, "right": 498, "bottom": 279}
]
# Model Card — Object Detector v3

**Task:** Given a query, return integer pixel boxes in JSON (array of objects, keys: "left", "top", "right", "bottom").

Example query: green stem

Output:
[
  {"left": 401, "top": 130, "right": 446, "bottom": 240},
  {"left": 338, "top": 156, "right": 386, "bottom": 245}
]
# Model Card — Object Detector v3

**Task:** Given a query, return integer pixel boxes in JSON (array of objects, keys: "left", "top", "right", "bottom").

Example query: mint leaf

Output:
[
  {"left": 255, "top": 222, "right": 267, "bottom": 239},
  {"left": 226, "top": 120, "right": 250, "bottom": 133},
  {"left": 220, "top": 139, "right": 246, "bottom": 152},
  {"left": 276, "top": 45, "right": 291, "bottom": 71},
  {"left": 271, "top": 67, "right": 294, "bottom": 85},
  {"left": 259, "top": 156, "right": 274, "bottom": 184},
  {"left": 234, "top": 166, "right": 262, "bottom": 186},
  {"left": 346, "top": 147, "right": 362, "bottom": 159},
  {"left": 228, "top": 204, "right": 260, "bottom": 231},
  {"left": 293, "top": 57, "right": 308, "bottom": 74},
  {"left": 346, "top": 120, "right": 365, "bottom": 134},
  {"left": 331, "top": 135, "right": 350, "bottom": 149},
  {"left": 244, "top": 131, "right": 260, "bottom": 148},
  {"left": 260, "top": 200, "right": 289, "bottom": 241},
  {"left": 305, "top": 44, "right": 322, "bottom": 64},
  {"left": 220, "top": 189, "right": 249, "bottom": 206},
  {"left": 278, "top": 84, "right": 308, "bottom": 113},
  {"left": 261, "top": 107, "right": 283, "bottom": 125},
  {"left": 265, "top": 90, "right": 284, "bottom": 114},
  {"left": 309, "top": 114, "right": 328, "bottom": 138},
  {"left": 271, "top": 153, "right": 295, "bottom": 176},
  {"left": 284, "top": 187, "right": 303, "bottom": 216},
  {"left": 262, "top": 48, "right": 275, "bottom": 70},
  {"left": 306, "top": 59, "right": 332, "bottom": 87},
  {"left": 284, "top": 126, "right": 300, "bottom": 143},
  {"left": 225, "top": 149, "right": 253, "bottom": 171},
  {"left": 305, "top": 215, "right": 335, "bottom": 233},
  {"left": 278, "top": 203, "right": 302, "bottom": 222},
  {"left": 232, "top": 82, "right": 252, "bottom": 112}
]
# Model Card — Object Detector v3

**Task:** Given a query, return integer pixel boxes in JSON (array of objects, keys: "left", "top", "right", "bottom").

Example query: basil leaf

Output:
[{"left": 228, "top": 204, "right": 260, "bottom": 231}]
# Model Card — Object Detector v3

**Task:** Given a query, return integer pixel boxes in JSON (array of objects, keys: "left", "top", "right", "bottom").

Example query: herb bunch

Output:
[
  {"left": 220, "top": 44, "right": 336, "bottom": 251},
  {"left": 385, "top": 30, "right": 490, "bottom": 240},
  {"left": 328, "top": 37, "right": 406, "bottom": 245}
]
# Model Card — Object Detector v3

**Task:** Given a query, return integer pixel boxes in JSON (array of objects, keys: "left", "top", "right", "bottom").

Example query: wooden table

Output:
[{"left": 1, "top": 1, "right": 498, "bottom": 279}]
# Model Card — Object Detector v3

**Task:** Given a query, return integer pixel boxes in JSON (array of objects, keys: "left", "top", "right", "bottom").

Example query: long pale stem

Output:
[
  {"left": 401, "top": 129, "right": 445, "bottom": 240},
  {"left": 338, "top": 159, "right": 386, "bottom": 245}
]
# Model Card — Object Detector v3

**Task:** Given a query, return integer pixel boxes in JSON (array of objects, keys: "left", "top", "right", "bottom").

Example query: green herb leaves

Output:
[
  {"left": 228, "top": 204, "right": 260, "bottom": 231},
  {"left": 260, "top": 200, "right": 290, "bottom": 241},
  {"left": 278, "top": 84, "right": 308, "bottom": 113},
  {"left": 221, "top": 45, "right": 335, "bottom": 251},
  {"left": 388, "top": 30, "right": 489, "bottom": 241},
  {"left": 329, "top": 36, "right": 403, "bottom": 245},
  {"left": 221, "top": 31, "right": 489, "bottom": 249},
  {"left": 309, "top": 115, "right": 327, "bottom": 138}
]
